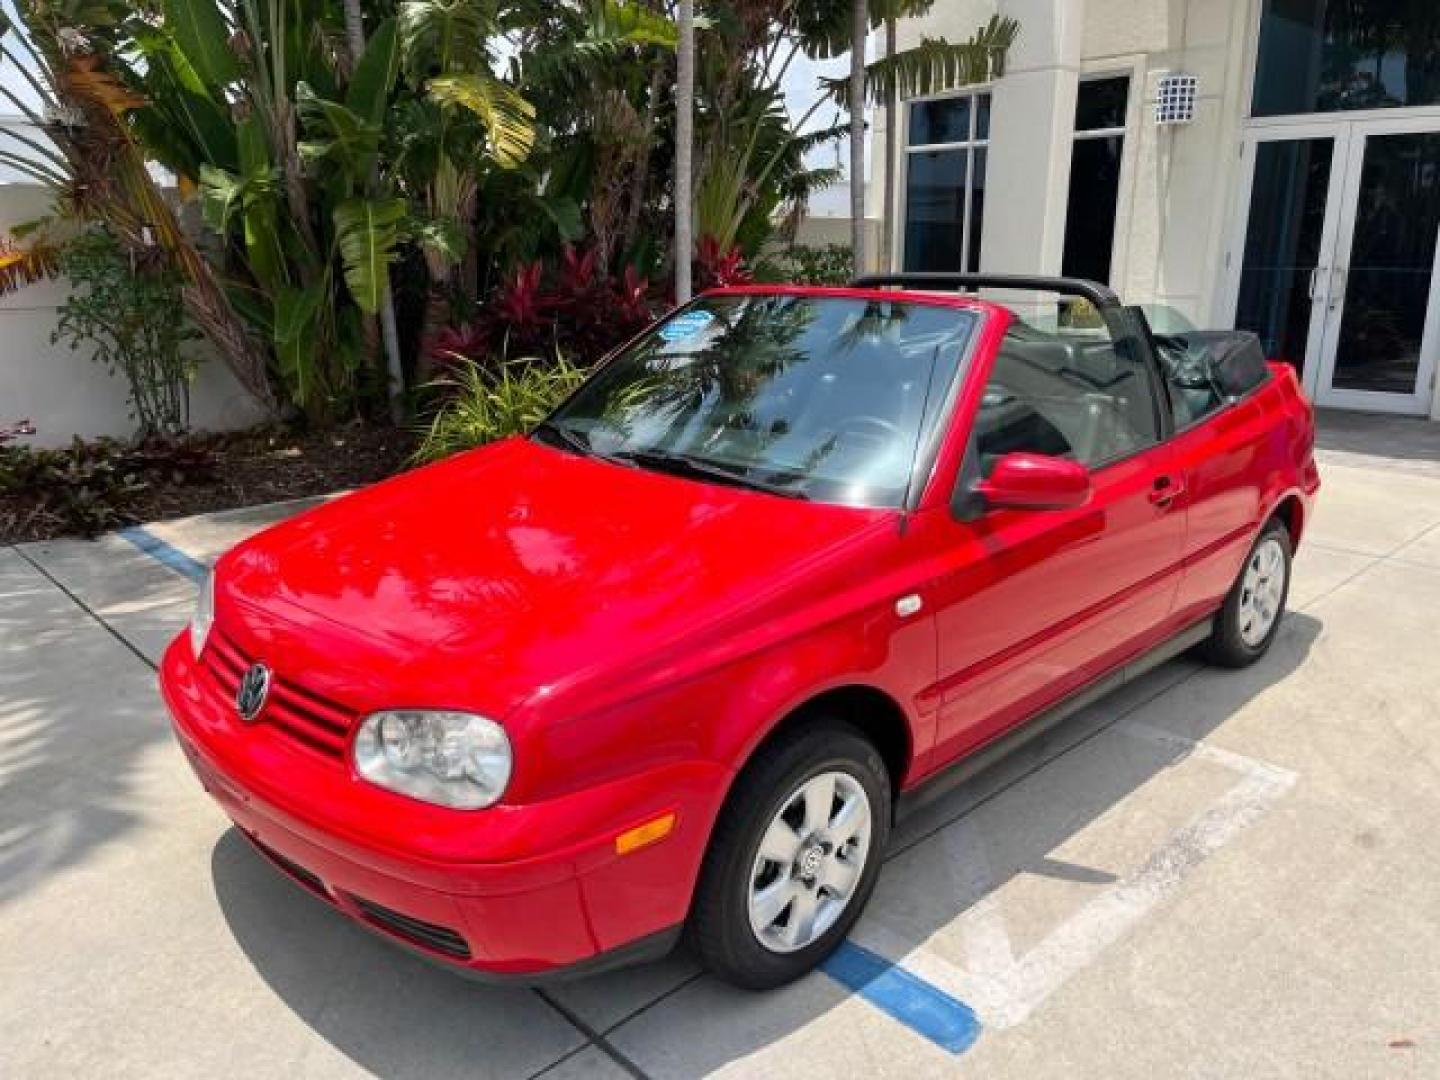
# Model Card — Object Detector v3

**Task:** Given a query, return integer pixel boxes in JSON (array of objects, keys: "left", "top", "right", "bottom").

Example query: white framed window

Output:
[
  {"left": 1062, "top": 75, "right": 1131, "bottom": 286},
  {"left": 902, "top": 91, "right": 992, "bottom": 273}
]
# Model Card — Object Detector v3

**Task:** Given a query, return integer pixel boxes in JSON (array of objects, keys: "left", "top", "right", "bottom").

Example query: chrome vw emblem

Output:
[
  {"left": 797, "top": 844, "right": 825, "bottom": 882},
  {"left": 236, "top": 663, "right": 272, "bottom": 722}
]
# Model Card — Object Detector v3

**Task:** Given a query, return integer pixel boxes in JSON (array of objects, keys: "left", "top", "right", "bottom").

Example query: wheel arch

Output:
[
  {"left": 1268, "top": 491, "right": 1306, "bottom": 549},
  {"left": 737, "top": 683, "right": 914, "bottom": 807}
]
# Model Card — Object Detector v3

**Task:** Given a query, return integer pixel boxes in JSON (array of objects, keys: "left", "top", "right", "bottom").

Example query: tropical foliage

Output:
[
  {"left": 771, "top": 242, "right": 853, "bottom": 286},
  {"left": 0, "top": 432, "right": 215, "bottom": 537},
  {"left": 51, "top": 225, "right": 199, "bottom": 436},
  {"left": 414, "top": 353, "right": 588, "bottom": 463},
  {"left": 0, "top": 0, "right": 1016, "bottom": 433}
]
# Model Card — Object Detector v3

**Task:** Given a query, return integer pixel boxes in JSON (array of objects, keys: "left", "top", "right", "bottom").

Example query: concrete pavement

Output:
[{"left": 3, "top": 431, "right": 1439, "bottom": 1077}]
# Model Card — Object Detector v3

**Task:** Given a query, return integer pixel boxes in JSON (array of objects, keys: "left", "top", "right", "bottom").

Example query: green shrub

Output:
[
  {"left": 5, "top": 440, "right": 137, "bottom": 537},
  {"left": 52, "top": 227, "right": 198, "bottom": 437},
  {"left": 773, "top": 243, "right": 854, "bottom": 286},
  {"left": 414, "top": 356, "right": 588, "bottom": 464},
  {"left": 0, "top": 435, "right": 219, "bottom": 538}
]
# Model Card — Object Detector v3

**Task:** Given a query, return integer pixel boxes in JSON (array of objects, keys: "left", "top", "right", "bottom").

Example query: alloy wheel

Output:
[
  {"left": 1238, "top": 535, "right": 1287, "bottom": 647},
  {"left": 746, "top": 770, "right": 873, "bottom": 954}
]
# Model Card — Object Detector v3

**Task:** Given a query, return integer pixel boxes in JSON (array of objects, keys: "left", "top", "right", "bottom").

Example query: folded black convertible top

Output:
[{"left": 1154, "top": 330, "right": 1271, "bottom": 399}]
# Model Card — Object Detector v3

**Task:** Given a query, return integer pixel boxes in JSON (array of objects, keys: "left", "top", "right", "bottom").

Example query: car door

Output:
[
  {"left": 1165, "top": 395, "right": 1274, "bottom": 623},
  {"left": 920, "top": 314, "right": 1188, "bottom": 771},
  {"left": 1154, "top": 334, "right": 1283, "bottom": 624}
]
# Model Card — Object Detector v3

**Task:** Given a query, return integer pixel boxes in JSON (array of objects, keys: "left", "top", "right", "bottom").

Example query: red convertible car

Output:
[{"left": 162, "top": 274, "right": 1319, "bottom": 989}]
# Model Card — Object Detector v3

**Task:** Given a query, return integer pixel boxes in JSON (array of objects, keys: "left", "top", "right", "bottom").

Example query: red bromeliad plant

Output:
[
  {"left": 614, "top": 266, "right": 653, "bottom": 328},
  {"left": 558, "top": 245, "right": 601, "bottom": 296},
  {"left": 426, "top": 246, "right": 658, "bottom": 374},
  {"left": 425, "top": 324, "right": 492, "bottom": 369},
  {"left": 494, "top": 262, "right": 551, "bottom": 348},
  {"left": 694, "top": 235, "right": 753, "bottom": 291}
]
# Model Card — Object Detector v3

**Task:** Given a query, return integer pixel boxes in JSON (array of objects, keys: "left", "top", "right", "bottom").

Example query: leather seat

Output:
[{"left": 983, "top": 335, "right": 1146, "bottom": 466}]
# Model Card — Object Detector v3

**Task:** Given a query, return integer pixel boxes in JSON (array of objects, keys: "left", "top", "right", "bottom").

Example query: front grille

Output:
[
  {"left": 250, "top": 836, "right": 331, "bottom": 902},
  {"left": 204, "top": 630, "right": 357, "bottom": 761},
  {"left": 350, "top": 895, "right": 472, "bottom": 960}
]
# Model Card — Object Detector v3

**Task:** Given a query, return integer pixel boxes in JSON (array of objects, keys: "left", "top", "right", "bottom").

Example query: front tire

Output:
[
  {"left": 1200, "top": 517, "right": 1292, "bottom": 668},
  {"left": 690, "top": 720, "right": 890, "bottom": 990}
]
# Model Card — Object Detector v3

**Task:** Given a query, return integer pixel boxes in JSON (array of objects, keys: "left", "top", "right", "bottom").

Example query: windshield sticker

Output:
[{"left": 659, "top": 310, "right": 716, "bottom": 343}]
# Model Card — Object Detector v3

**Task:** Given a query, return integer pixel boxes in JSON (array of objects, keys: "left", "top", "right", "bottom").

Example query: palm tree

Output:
[
  {"left": 675, "top": 0, "right": 695, "bottom": 303},
  {"left": 848, "top": 0, "right": 868, "bottom": 273},
  {"left": 880, "top": 13, "right": 897, "bottom": 270},
  {"left": 0, "top": 0, "right": 277, "bottom": 410},
  {"left": 809, "top": 6, "right": 1021, "bottom": 278},
  {"left": 396, "top": 0, "right": 538, "bottom": 358}
]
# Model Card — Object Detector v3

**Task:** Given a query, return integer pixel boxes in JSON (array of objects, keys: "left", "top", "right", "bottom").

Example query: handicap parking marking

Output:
[
  {"left": 118, "top": 525, "right": 209, "bottom": 584},
  {"left": 821, "top": 940, "right": 982, "bottom": 1054},
  {"left": 853, "top": 721, "right": 1299, "bottom": 1039}
]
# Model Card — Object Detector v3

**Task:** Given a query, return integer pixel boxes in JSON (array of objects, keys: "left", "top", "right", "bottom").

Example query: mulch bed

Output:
[{"left": 2, "top": 422, "right": 415, "bottom": 545}]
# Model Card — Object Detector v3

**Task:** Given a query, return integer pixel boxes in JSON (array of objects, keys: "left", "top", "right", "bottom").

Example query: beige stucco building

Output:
[{"left": 864, "top": 0, "right": 1440, "bottom": 419}]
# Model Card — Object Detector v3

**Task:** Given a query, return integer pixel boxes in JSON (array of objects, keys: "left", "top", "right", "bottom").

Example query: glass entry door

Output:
[
  {"left": 1319, "top": 122, "right": 1440, "bottom": 412},
  {"left": 1229, "top": 127, "right": 1343, "bottom": 387},
  {"left": 1228, "top": 115, "right": 1440, "bottom": 415}
]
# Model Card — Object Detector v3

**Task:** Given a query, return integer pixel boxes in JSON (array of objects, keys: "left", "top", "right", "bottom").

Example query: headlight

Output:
[
  {"left": 190, "top": 569, "right": 215, "bottom": 657},
  {"left": 353, "top": 710, "right": 512, "bottom": 809}
]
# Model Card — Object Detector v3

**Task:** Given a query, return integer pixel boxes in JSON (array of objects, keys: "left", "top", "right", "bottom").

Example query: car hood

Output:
[{"left": 219, "top": 437, "right": 895, "bottom": 718}]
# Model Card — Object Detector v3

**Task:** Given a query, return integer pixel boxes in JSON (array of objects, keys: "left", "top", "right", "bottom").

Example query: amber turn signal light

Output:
[{"left": 615, "top": 812, "right": 676, "bottom": 855}]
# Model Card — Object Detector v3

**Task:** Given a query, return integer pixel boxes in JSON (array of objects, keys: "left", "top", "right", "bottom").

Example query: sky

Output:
[{"left": 782, "top": 47, "right": 866, "bottom": 219}]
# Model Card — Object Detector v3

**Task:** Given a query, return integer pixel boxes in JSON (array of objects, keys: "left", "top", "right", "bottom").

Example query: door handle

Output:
[
  {"left": 1149, "top": 475, "right": 1185, "bottom": 508},
  {"left": 1308, "top": 265, "right": 1326, "bottom": 301},
  {"left": 1328, "top": 266, "right": 1347, "bottom": 311}
]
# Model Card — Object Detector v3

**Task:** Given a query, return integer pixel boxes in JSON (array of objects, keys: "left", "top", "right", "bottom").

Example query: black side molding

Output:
[{"left": 894, "top": 616, "right": 1215, "bottom": 823}]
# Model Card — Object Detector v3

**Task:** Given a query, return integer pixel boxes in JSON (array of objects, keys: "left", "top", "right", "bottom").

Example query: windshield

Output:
[{"left": 541, "top": 294, "right": 978, "bottom": 508}]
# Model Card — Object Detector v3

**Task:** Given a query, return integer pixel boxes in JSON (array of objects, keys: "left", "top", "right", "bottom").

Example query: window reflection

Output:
[
  {"left": 549, "top": 296, "right": 978, "bottom": 508},
  {"left": 903, "top": 92, "right": 991, "bottom": 273},
  {"left": 1253, "top": 0, "right": 1440, "bottom": 117},
  {"left": 1234, "top": 138, "right": 1334, "bottom": 375},
  {"left": 1332, "top": 131, "right": 1440, "bottom": 393}
]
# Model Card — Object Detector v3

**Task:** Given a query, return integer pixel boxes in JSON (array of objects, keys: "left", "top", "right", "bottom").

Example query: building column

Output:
[{"left": 979, "top": 0, "right": 1085, "bottom": 277}]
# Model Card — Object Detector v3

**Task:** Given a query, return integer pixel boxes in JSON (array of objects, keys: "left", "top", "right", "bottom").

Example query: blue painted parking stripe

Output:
[
  {"left": 118, "top": 526, "right": 208, "bottom": 584},
  {"left": 822, "top": 940, "right": 981, "bottom": 1054}
]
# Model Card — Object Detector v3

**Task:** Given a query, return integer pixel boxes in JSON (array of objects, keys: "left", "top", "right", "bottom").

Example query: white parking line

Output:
[{"left": 857, "top": 722, "right": 1298, "bottom": 1031}]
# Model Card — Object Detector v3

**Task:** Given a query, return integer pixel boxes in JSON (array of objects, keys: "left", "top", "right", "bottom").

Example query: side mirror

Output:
[{"left": 975, "top": 452, "right": 1091, "bottom": 512}]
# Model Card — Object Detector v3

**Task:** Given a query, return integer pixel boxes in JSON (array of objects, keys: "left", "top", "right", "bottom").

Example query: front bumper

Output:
[{"left": 161, "top": 634, "right": 728, "bottom": 980}]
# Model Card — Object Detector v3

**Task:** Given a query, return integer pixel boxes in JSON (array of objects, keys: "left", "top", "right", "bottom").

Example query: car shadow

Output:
[{"left": 212, "top": 612, "right": 1322, "bottom": 1076}]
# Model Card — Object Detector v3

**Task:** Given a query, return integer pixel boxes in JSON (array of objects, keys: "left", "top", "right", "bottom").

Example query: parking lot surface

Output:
[{"left": 4, "top": 424, "right": 1439, "bottom": 1078}]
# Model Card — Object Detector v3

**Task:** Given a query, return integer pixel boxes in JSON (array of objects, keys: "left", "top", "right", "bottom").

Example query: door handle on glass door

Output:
[
  {"left": 1308, "top": 266, "right": 1326, "bottom": 301},
  {"left": 1328, "top": 266, "right": 1347, "bottom": 311}
]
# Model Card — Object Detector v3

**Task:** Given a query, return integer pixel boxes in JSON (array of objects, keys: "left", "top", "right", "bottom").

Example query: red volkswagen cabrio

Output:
[{"left": 162, "top": 274, "right": 1319, "bottom": 989}]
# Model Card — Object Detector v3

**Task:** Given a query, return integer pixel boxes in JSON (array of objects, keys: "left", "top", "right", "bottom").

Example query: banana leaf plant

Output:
[
  {"left": 391, "top": 0, "right": 542, "bottom": 361},
  {"left": 0, "top": 0, "right": 277, "bottom": 411},
  {"left": 514, "top": 0, "right": 679, "bottom": 271},
  {"left": 132, "top": 0, "right": 407, "bottom": 419},
  {"left": 805, "top": 4, "right": 1021, "bottom": 273}
]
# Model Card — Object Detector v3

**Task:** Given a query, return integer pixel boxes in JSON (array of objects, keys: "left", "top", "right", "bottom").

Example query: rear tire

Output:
[
  {"left": 689, "top": 720, "right": 890, "bottom": 990},
  {"left": 1200, "top": 517, "right": 1292, "bottom": 668}
]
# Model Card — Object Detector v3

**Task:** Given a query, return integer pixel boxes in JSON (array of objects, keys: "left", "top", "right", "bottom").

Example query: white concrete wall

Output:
[
  {"left": 979, "top": 0, "right": 1084, "bottom": 277},
  {"left": 858, "top": 0, "right": 1255, "bottom": 330},
  {"left": 0, "top": 183, "right": 268, "bottom": 449},
  {"left": 1083, "top": 0, "right": 1254, "bottom": 327}
]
